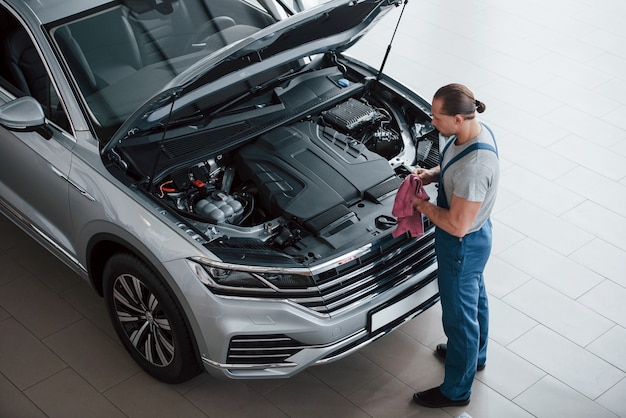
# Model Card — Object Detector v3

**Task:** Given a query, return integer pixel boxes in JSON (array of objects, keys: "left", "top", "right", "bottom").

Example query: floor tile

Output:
[
  {"left": 555, "top": 166, "right": 626, "bottom": 218},
  {"left": 0, "top": 307, "right": 8, "bottom": 324},
  {"left": 451, "top": 380, "right": 535, "bottom": 418},
  {"left": 577, "top": 13, "right": 626, "bottom": 56},
  {"left": 0, "top": 374, "right": 47, "bottom": 418},
  {"left": 549, "top": 134, "right": 626, "bottom": 179},
  {"left": 104, "top": 373, "right": 206, "bottom": 418},
  {"left": 0, "top": 216, "right": 34, "bottom": 251},
  {"left": 533, "top": 52, "right": 612, "bottom": 91},
  {"left": 307, "top": 352, "right": 386, "bottom": 398},
  {"left": 60, "top": 280, "right": 117, "bottom": 340},
  {"left": 562, "top": 200, "right": 626, "bottom": 252},
  {"left": 476, "top": 28, "right": 548, "bottom": 63},
  {"left": 185, "top": 378, "right": 289, "bottom": 418},
  {"left": 494, "top": 132, "right": 576, "bottom": 178},
  {"left": 398, "top": 302, "right": 445, "bottom": 346},
  {"left": 243, "top": 376, "right": 289, "bottom": 397},
  {"left": 24, "top": 368, "right": 126, "bottom": 418},
  {"left": 359, "top": 326, "right": 444, "bottom": 390},
  {"left": 579, "top": 280, "right": 626, "bottom": 328},
  {"left": 515, "top": 375, "right": 619, "bottom": 418},
  {"left": 499, "top": 238, "right": 604, "bottom": 299},
  {"left": 487, "top": 109, "right": 569, "bottom": 150},
  {"left": 589, "top": 52, "right": 626, "bottom": 79},
  {"left": 484, "top": 255, "right": 531, "bottom": 299},
  {"left": 490, "top": 220, "right": 525, "bottom": 256},
  {"left": 0, "top": 318, "right": 67, "bottom": 391},
  {"left": 508, "top": 325, "right": 624, "bottom": 399},
  {"left": 494, "top": 200, "right": 594, "bottom": 256},
  {"left": 347, "top": 371, "right": 451, "bottom": 418},
  {"left": 544, "top": 109, "right": 623, "bottom": 150},
  {"left": 596, "top": 76, "right": 626, "bottom": 106},
  {"left": 262, "top": 372, "right": 367, "bottom": 418},
  {"left": 527, "top": 28, "right": 604, "bottom": 67},
  {"left": 0, "top": 250, "right": 31, "bottom": 286},
  {"left": 476, "top": 340, "right": 545, "bottom": 399},
  {"left": 481, "top": 53, "right": 556, "bottom": 96},
  {"left": 0, "top": 274, "right": 82, "bottom": 339},
  {"left": 570, "top": 238, "right": 626, "bottom": 289},
  {"left": 597, "top": 378, "right": 626, "bottom": 418},
  {"left": 488, "top": 297, "right": 537, "bottom": 347},
  {"left": 43, "top": 319, "right": 141, "bottom": 392},
  {"left": 611, "top": 138, "right": 626, "bottom": 159},
  {"left": 170, "top": 372, "right": 213, "bottom": 396},
  {"left": 504, "top": 279, "right": 613, "bottom": 346},
  {"left": 587, "top": 325, "right": 626, "bottom": 372},
  {"left": 536, "top": 75, "right": 621, "bottom": 120},
  {"left": 6, "top": 242, "right": 81, "bottom": 294},
  {"left": 604, "top": 105, "right": 626, "bottom": 132},
  {"left": 500, "top": 165, "right": 585, "bottom": 216}
]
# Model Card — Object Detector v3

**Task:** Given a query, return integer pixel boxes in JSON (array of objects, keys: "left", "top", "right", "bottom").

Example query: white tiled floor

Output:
[{"left": 2, "top": 0, "right": 626, "bottom": 417}]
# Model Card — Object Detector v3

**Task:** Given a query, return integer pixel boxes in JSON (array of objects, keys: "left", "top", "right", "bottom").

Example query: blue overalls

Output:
[{"left": 436, "top": 127, "right": 498, "bottom": 401}]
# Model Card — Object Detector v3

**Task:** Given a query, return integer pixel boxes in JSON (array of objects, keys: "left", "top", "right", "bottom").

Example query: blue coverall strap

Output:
[
  {"left": 440, "top": 143, "right": 498, "bottom": 179},
  {"left": 480, "top": 122, "right": 499, "bottom": 156},
  {"left": 437, "top": 142, "right": 498, "bottom": 210}
]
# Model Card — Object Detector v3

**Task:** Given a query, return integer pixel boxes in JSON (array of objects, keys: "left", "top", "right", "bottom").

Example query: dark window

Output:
[{"left": 0, "top": 5, "right": 69, "bottom": 130}]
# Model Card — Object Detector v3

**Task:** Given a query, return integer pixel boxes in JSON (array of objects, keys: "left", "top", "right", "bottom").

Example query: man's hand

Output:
[
  {"left": 413, "top": 166, "right": 440, "bottom": 185},
  {"left": 412, "top": 194, "right": 430, "bottom": 213}
]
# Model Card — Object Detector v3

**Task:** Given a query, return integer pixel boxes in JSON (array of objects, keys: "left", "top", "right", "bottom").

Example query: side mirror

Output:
[{"left": 0, "top": 96, "right": 46, "bottom": 131}]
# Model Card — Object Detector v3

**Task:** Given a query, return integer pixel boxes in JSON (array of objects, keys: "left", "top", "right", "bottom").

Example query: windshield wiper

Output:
[
  {"left": 125, "top": 113, "right": 206, "bottom": 140},
  {"left": 208, "top": 67, "right": 311, "bottom": 117}
]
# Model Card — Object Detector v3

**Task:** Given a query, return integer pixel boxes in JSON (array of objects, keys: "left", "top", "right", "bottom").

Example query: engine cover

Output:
[{"left": 235, "top": 120, "right": 396, "bottom": 232}]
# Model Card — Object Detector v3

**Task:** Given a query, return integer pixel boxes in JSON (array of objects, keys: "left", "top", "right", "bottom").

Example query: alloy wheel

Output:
[{"left": 112, "top": 273, "right": 175, "bottom": 367}]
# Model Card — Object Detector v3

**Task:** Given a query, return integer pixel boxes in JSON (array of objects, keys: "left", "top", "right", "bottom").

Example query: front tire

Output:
[{"left": 103, "top": 253, "right": 200, "bottom": 383}]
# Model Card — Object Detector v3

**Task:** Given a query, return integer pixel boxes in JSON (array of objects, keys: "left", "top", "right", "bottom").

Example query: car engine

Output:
[{"left": 153, "top": 85, "right": 437, "bottom": 260}]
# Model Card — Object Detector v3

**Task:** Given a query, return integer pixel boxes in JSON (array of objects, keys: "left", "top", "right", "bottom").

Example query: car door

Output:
[
  {"left": 0, "top": 103, "right": 76, "bottom": 257},
  {"left": 0, "top": 8, "right": 77, "bottom": 263}
]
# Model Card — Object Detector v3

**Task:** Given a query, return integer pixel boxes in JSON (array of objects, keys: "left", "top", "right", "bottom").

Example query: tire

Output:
[{"left": 103, "top": 253, "right": 200, "bottom": 383}]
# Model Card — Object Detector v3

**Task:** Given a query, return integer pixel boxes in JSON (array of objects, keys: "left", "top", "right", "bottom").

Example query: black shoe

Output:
[
  {"left": 435, "top": 343, "right": 486, "bottom": 371},
  {"left": 412, "top": 387, "right": 470, "bottom": 408}
]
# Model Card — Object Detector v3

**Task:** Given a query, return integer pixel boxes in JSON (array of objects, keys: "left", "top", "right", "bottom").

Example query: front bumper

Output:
[
  {"left": 198, "top": 262, "right": 438, "bottom": 379},
  {"left": 168, "top": 224, "right": 439, "bottom": 379}
]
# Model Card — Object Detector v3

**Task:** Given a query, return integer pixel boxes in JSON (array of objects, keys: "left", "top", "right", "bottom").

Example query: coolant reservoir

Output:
[{"left": 195, "top": 191, "right": 243, "bottom": 224}]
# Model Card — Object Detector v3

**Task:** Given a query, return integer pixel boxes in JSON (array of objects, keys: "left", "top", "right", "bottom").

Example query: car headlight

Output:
[{"left": 188, "top": 257, "right": 315, "bottom": 295}]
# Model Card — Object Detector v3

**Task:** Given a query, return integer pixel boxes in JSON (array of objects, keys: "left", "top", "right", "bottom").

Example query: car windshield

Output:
[{"left": 49, "top": 0, "right": 287, "bottom": 139}]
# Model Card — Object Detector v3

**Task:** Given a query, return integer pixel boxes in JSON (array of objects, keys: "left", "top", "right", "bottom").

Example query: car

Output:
[{"left": 0, "top": 0, "right": 441, "bottom": 383}]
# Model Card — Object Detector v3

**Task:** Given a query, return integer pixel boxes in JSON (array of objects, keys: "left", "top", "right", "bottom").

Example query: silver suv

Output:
[{"left": 0, "top": 0, "right": 440, "bottom": 382}]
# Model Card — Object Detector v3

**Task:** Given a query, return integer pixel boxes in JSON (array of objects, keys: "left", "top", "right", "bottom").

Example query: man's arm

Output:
[{"left": 413, "top": 194, "right": 482, "bottom": 238}]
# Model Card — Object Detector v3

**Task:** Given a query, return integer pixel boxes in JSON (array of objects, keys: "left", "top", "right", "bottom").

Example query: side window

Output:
[{"left": 0, "top": 6, "right": 70, "bottom": 130}]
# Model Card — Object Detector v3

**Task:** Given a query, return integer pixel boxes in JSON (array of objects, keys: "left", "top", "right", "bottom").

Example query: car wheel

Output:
[{"left": 103, "top": 253, "right": 200, "bottom": 383}]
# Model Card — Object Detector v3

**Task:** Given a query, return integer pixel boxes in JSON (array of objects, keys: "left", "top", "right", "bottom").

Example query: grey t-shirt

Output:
[{"left": 439, "top": 124, "right": 499, "bottom": 234}]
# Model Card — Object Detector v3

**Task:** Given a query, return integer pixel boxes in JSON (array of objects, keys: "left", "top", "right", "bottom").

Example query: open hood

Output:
[{"left": 103, "top": 0, "right": 403, "bottom": 156}]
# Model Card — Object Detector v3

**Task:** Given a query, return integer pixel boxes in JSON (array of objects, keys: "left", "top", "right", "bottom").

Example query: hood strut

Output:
[
  {"left": 376, "top": 0, "right": 409, "bottom": 81},
  {"left": 147, "top": 92, "right": 178, "bottom": 191}
]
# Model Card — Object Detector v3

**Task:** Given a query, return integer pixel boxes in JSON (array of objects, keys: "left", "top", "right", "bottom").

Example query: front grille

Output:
[
  {"left": 227, "top": 334, "right": 304, "bottom": 365},
  {"left": 209, "top": 225, "right": 437, "bottom": 316},
  {"left": 306, "top": 228, "right": 436, "bottom": 315}
]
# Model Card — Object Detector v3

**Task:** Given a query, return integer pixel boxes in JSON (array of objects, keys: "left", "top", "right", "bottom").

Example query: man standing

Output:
[{"left": 412, "top": 83, "right": 499, "bottom": 408}]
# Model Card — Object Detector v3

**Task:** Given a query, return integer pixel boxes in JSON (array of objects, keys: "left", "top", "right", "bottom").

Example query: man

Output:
[{"left": 412, "top": 83, "right": 499, "bottom": 408}]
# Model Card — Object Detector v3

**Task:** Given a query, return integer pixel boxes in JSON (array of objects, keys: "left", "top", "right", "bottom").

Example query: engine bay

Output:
[{"left": 146, "top": 65, "right": 439, "bottom": 262}]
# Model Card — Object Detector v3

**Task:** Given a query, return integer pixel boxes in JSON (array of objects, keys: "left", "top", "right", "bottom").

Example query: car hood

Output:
[{"left": 103, "top": 0, "right": 402, "bottom": 155}]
